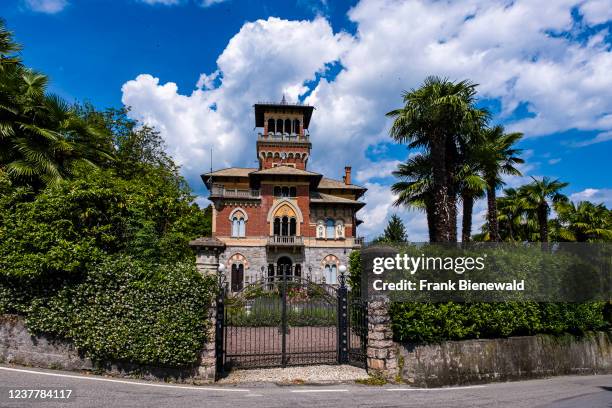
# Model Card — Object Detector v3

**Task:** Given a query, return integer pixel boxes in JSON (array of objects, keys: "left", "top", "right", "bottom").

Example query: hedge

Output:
[
  {"left": 14, "top": 255, "right": 216, "bottom": 367},
  {"left": 349, "top": 250, "right": 610, "bottom": 344}
]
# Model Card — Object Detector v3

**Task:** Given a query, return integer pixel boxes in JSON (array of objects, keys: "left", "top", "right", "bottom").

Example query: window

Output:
[
  {"left": 267, "top": 118, "right": 275, "bottom": 133},
  {"left": 231, "top": 211, "right": 246, "bottom": 237},
  {"left": 293, "top": 119, "right": 300, "bottom": 135},
  {"left": 295, "top": 264, "right": 301, "bottom": 277},
  {"left": 276, "top": 119, "right": 283, "bottom": 133},
  {"left": 274, "top": 186, "right": 297, "bottom": 197},
  {"left": 274, "top": 216, "right": 296, "bottom": 236},
  {"left": 324, "top": 264, "right": 337, "bottom": 284},
  {"left": 284, "top": 119, "right": 291, "bottom": 134},
  {"left": 326, "top": 218, "right": 335, "bottom": 239}
]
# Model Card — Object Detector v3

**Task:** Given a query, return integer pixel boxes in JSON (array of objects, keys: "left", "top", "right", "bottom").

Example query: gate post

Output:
[
  {"left": 215, "top": 272, "right": 227, "bottom": 378},
  {"left": 281, "top": 265, "right": 288, "bottom": 367},
  {"left": 337, "top": 269, "right": 349, "bottom": 364}
]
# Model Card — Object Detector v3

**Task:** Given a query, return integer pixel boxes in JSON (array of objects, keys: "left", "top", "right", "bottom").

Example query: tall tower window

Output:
[
  {"left": 267, "top": 118, "right": 275, "bottom": 133},
  {"left": 284, "top": 119, "right": 291, "bottom": 134},
  {"left": 293, "top": 119, "right": 300, "bottom": 135},
  {"left": 273, "top": 217, "right": 281, "bottom": 235}
]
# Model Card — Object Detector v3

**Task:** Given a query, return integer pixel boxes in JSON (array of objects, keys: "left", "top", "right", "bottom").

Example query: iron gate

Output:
[{"left": 215, "top": 265, "right": 367, "bottom": 373}]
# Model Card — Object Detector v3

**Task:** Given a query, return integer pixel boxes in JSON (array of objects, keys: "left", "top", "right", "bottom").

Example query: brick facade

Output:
[{"left": 195, "top": 100, "right": 367, "bottom": 290}]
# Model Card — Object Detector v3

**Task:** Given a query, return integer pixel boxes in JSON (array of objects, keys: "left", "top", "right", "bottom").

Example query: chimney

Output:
[{"left": 344, "top": 166, "right": 352, "bottom": 185}]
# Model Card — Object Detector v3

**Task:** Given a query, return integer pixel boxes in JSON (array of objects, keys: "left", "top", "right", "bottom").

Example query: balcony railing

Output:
[
  {"left": 210, "top": 184, "right": 260, "bottom": 199},
  {"left": 257, "top": 132, "right": 309, "bottom": 142},
  {"left": 267, "top": 235, "right": 304, "bottom": 246}
]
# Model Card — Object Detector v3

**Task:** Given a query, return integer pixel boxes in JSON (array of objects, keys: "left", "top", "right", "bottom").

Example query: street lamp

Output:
[
  {"left": 218, "top": 263, "right": 226, "bottom": 273},
  {"left": 338, "top": 264, "right": 347, "bottom": 286}
]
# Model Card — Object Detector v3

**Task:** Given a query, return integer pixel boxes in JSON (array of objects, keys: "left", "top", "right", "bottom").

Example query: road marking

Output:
[
  {"left": 290, "top": 389, "right": 349, "bottom": 393},
  {"left": 246, "top": 394, "right": 264, "bottom": 397},
  {"left": 0, "top": 366, "right": 250, "bottom": 392},
  {"left": 387, "top": 385, "right": 486, "bottom": 391}
]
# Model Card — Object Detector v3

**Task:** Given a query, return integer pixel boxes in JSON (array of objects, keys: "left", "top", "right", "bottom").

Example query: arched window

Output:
[
  {"left": 281, "top": 186, "right": 289, "bottom": 197},
  {"left": 293, "top": 119, "right": 300, "bottom": 135},
  {"left": 230, "top": 210, "right": 246, "bottom": 237},
  {"left": 289, "top": 186, "right": 296, "bottom": 197},
  {"left": 281, "top": 216, "right": 289, "bottom": 236},
  {"left": 238, "top": 219, "right": 245, "bottom": 237},
  {"left": 276, "top": 119, "right": 283, "bottom": 134},
  {"left": 289, "top": 218, "right": 296, "bottom": 236},
  {"left": 326, "top": 218, "right": 335, "bottom": 239},
  {"left": 273, "top": 217, "right": 281, "bottom": 235},
  {"left": 284, "top": 119, "right": 291, "bottom": 134},
  {"left": 231, "top": 263, "right": 244, "bottom": 292},
  {"left": 267, "top": 118, "right": 275, "bottom": 134},
  {"left": 324, "top": 264, "right": 337, "bottom": 284},
  {"left": 274, "top": 186, "right": 281, "bottom": 197},
  {"left": 232, "top": 217, "right": 239, "bottom": 237}
]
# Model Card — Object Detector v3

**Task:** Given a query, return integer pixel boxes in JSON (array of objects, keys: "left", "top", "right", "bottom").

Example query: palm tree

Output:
[
  {"left": 519, "top": 177, "right": 568, "bottom": 243},
  {"left": 474, "top": 125, "right": 524, "bottom": 241},
  {"left": 391, "top": 154, "right": 436, "bottom": 241},
  {"left": 0, "top": 20, "right": 112, "bottom": 187},
  {"left": 387, "top": 76, "right": 488, "bottom": 242},
  {"left": 553, "top": 201, "right": 612, "bottom": 242}
]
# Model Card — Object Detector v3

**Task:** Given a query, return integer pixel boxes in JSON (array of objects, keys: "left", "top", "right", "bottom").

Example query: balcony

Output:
[
  {"left": 267, "top": 235, "right": 304, "bottom": 247},
  {"left": 210, "top": 184, "right": 260, "bottom": 199},
  {"left": 257, "top": 132, "right": 310, "bottom": 143},
  {"left": 354, "top": 237, "right": 365, "bottom": 246}
]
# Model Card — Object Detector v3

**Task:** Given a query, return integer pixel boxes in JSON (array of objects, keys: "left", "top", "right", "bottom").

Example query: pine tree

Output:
[{"left": 375, "top": 214, "right": 408, "bottom": 243}]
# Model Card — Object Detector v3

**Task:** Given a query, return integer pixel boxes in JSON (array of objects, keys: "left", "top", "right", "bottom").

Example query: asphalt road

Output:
[{"left": 0, "top": 365, "right": 610, "bottom": 408}]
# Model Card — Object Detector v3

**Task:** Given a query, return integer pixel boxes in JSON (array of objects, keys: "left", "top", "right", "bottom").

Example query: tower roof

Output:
[{"left": 254, "top": 100, "right": 315, "bottom": 129}]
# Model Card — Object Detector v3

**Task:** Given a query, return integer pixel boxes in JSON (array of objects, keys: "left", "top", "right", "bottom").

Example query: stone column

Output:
[
  {"left": 189, "top": 237, "right": 225, "bottom": 276},
  {"left": 367, "top": 297, "right": 398, "bottom": 380},
  {"left": 189, "top": 237, "right": 225, "bottom": 382}
]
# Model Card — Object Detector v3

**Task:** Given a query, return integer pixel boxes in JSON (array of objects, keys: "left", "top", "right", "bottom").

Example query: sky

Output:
[{"left": 2, "top": 0, "right": 612, "bottom": 240}]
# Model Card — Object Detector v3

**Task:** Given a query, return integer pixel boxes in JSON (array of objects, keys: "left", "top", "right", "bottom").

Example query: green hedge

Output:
[
  {"left": 349, "top": 250, "right": 610, "bottom": 344},
  {"left": 389, "top": 301, "right": 608, "bottom": 344},
  {"left": 19, "top": 256, "right": 216, "bottom": 367}
]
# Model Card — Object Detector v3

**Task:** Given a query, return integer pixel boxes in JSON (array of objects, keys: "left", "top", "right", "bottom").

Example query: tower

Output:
[{"left": 254, "top": 98, "right": 314, "bottom": 170}]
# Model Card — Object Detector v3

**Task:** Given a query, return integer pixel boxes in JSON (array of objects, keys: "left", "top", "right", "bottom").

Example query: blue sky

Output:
[{"left": 2, "top": 0, "right": 612, "bottom": 240}]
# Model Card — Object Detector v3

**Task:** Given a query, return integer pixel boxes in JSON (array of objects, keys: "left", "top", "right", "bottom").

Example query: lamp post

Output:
[{"left": 338, "top": 264, "right": 347, "bottom": 287}]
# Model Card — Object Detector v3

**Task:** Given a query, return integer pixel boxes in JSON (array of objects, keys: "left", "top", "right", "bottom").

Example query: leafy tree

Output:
[
  {"left": 0, "top": 21, "right": 113, "bottom": 188},
  {"left": 552, "top": 201, "right": 612, "bottom": 242},
  {"left": 473, "top": 125, "right": 524, "bottom": 241},
  {"left": 387, "top": 76, "right": 488, "bottom": 242},
  {"left": 375, "top": 214, "right": 408, "bottom": 243},
  {"left": 520, "top": 177, "right": 568, "bottom": 243},
  {"left": 391, "top": 154, "right": 435, "bottom": 241}
]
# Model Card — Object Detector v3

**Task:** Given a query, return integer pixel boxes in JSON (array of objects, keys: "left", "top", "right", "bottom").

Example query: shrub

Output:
[{"left": 24, "top": 255, "right": 216, "bottom": 367}]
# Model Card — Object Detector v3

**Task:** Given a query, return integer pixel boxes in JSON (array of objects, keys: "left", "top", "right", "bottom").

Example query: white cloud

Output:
[
  {"left": 571, "top": 130, "right": 612, "bottom": 147},
  {"left": 354, "top": 160, "right": 401, "bottom": 183},
  {"left": 548, "top": 158, "right": 561, "bottom": 164},
  {"left": 122, "top": 0, "right": 612, "bottom": 239},
  {"left": 570, "top": 188, "right": 612, "bottom": 207},
  {"left": 580, "top": 0, "right": 612, "bottom": 26},
  {"left": 200, "top": 0, "right": 228, "bottom": 6},
  {"left": 24, "top": 0, "right": 67, "bottom": 13}
]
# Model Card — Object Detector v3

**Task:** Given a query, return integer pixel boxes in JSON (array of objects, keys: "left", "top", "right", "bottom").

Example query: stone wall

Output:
[
  {"left": 0, "top": 314, "right": 216, "bottom": 384},
  {"left": 397, "top": 331, "right": 612, "bottom": 387},
  {"left": 366, "top": 298, "right": 398, "bottom": 379}
]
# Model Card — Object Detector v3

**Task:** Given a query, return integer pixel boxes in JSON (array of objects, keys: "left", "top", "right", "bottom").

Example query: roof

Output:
[
  {"left": 251, "top": 166, "right": 321, "bottom": 177},
  {"left": 310, "top": 192, "right": 366, "bottom": 208},
  {"left": 189, "top": 236, "right": 226, "bottom": 248},
  {"left": 202, "top": 167, "right": 256, "bottom": 178},
  {"left": 254, "top": 102, "right": 315, "bottom": 129},
  {"left": 318, "top": 177, "right": 366, "bottom": 190}
]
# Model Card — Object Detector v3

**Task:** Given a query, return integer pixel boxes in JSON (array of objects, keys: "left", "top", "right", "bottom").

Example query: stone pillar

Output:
[
  {"left": 367, "top": 297, "right": 398, "bottom": 380},
  {"left": 189, "top": 237, "right": 225, "bottom": 276},
  {"left": 189, "top": 237, "right": 225, "bottom": 382},
  {"left": 196, "top": 301, "right": 217, "bottom": 383}
]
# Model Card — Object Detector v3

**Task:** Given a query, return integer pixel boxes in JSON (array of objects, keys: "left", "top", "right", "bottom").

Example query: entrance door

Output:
[
  {"left": 277, "top": 257, "right": 292, "bottom": 277},
  {"left": 231, "top": 264, "right": 244, "bottom": 292}
]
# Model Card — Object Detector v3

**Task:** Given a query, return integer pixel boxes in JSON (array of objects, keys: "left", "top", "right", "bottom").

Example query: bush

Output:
[
  {"left": 390, "top": 301, "right": 608, "bottom": 344},
  {"left": 24, "top": 255, "right": 216, "bottom": 367}
]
